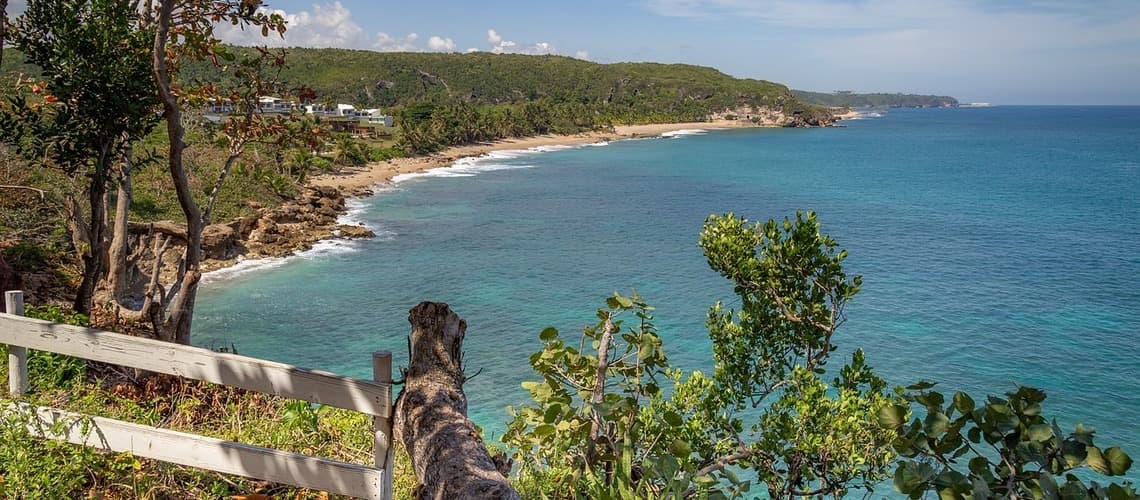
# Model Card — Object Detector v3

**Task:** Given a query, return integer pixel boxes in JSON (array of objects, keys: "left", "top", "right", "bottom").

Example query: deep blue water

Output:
[{"left": 195, "top": 106, "right": 1140, "bottom": 470}]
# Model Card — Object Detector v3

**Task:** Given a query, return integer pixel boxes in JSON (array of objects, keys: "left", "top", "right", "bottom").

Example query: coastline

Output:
[
  {"left": 309, "top": 120, "right": 762, "bottom": 194},
  {"left": 200, "top": 119, "right": 766, "bottom": 280}
]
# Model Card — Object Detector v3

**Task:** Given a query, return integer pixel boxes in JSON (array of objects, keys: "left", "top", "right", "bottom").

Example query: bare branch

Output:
[{"left": 0, "top": 185, "right": 47, "bottom": 199}]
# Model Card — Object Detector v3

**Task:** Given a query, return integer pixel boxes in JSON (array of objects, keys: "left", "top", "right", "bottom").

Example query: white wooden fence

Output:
[{"left": 0, "top": 290, "right": 393, "bottom": 500}]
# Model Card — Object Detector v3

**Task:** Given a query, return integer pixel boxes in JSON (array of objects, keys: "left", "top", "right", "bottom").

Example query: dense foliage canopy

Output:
[{"left": 793, "top": 90, "right": 959, "bottom": 108}]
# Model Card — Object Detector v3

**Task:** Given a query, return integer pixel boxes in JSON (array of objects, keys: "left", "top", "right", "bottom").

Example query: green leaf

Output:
[
  {"left": 1028, "top": 423, "right": 1054, "bottom": 442},
  {"left": 668, "top": 438, "right": 691, "bottom": 457},
  {"left": 543, "top": 404, "right": 561, "bottom": 424},
  {"left": 878, "top": 404, "right": 907, "bottom": 429},
  {"left": 534, "top": 424, "right": 555, "bottom": 437},
  {"left": 924, "top": 411, "right": 951, "bottom": 437},
  {"left": 1103, "top": 447, "right": 1133, "bottom": 476},
  {"left": 663, "top": 410, "right": 684, "bottom": 427},
  {"left": 539, "top": 327, "right": 559, "bottom": 341},
  {"left": 1087, "top": 446, "right": 1109, "bottom": 474},
  {"left": 893, "top": 462, "right": 935, "bottom": 496},
  {"left": 615, "top": 294, "right": 634, "bottom": 308},
  {"left": 953, "top": 392, "right": 975, "bottom": 414},
  {"left": 968, "top": 456, "right": 991, "bottom": 478},
  {"left": 908, "top": 381, "right": 937, "bottom": 391}
]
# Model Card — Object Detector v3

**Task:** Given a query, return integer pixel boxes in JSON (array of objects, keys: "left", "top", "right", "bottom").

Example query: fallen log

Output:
[
  {"left": 127, "top": 220, "right": 187, "bottom": 242},
  {"left": 395, "top": 302, "right": 519, "bottom": 500}
]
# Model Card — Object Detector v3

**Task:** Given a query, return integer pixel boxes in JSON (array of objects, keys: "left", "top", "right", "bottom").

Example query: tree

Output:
[
  {"left": 505, "top": 212, "right": 899, "bottom": 498},
  {"left": 145, "top": 0, "right": 287, "bottom": 343},
  {"left": 0, "top": 0, "right": 160, "bottom": 314},
  {"left": 505, "top": 212, "right": 1137, "bottom": 499}
]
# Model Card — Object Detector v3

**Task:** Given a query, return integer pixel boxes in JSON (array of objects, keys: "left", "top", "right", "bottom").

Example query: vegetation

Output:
[
  {"left": 0, "top": 305, "right": 417, "bottom": 498},
  {"left": 503, "top": 212, "right": 1136, "bottom": 499},
  {"left": 178, "top": 49, "right": 828, "bottom": 122},
  {"left": 0, "top": 0, "right": 160, "bottom": 314},
  {"left": 794, "top": 90, "right": 959, "bottom": 108},
  {"left": 0, "top": 3, "right": 1131, "bottom": 498}
]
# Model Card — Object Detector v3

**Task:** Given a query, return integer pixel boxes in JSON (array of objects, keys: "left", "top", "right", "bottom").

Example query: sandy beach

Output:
[{"left": 310, "top": 120, "right": 762, "bottom": 193}]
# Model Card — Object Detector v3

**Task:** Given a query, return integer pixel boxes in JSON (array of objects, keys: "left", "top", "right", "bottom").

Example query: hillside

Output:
[
  {"left": 794, "top": 89, "right": 958, "bottom": 108},
  {"left": 183, "top": 48, "right": 832, "bottom": 125},
  {"left": 3, "top": 46, "right": 832, "bottom": 126}
]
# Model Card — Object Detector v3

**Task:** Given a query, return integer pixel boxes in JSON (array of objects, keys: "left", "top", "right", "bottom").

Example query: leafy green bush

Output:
[
  {"left": 505, "top": 212, "right": 1137, "bottom": 499},
  {"left": 884, "top": 384, "right": 1136, "bottom": 499}
]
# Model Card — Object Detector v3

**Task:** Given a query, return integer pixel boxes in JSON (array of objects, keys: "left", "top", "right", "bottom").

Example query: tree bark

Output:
[
  {"left": 153, "top": 0, "right": 201, "bottom": 345},
  {"left": 105, "top": 155, "right": 133, "bottom": 302},
  {"left": 0, "top": 0, "right": 8, "bottom": 70},
  {"left": 395, "top": 302, "right": 520, "bottom": 500},
  {"left": 72, "top": 170, "right": 107, "bottom": 315}
]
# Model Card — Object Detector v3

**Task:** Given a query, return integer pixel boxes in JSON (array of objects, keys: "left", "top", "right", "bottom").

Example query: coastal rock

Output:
[
  {"left": 337, "top": 224, "right": 375, "bottom": 239},
  {"left": 0, "top": 254, "right": 23, "bottom": 312},
  {"left": 202, "top": 224, "right": 242, "bottom": 260}
]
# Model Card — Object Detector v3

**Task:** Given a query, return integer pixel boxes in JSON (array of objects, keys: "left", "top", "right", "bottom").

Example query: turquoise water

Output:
[{"left": 195, "top": 107, "right": 1140, "bottom": 466}]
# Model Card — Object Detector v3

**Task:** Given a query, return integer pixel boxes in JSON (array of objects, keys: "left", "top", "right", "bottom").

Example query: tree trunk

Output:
[
  {"left": 153, "top": 0, "right": 201, "bottom": 345},
  {"left": 72, "top": 173, "right": 106, "bottom": 315},
  {"left": 0, "top": 0, "right": 8, "bottom": 70},
  {"left": 105, "top": 157, "right": 133, "bottom": 303},
  {"left": 395, "top": 302, "right": 520, "bottom": 500}
]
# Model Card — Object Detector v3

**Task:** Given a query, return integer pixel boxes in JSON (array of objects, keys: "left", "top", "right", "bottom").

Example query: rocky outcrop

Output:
[
  {"left": 240, "top": 185, "right": 351, "bottom": 259},
  {"left": 337, "top": 224, "right": 375, "bottom": 239},
  {"left": 709, "top": 105, "right": 836, "bottom": 128},
  {"left": 123, "top": 186, "right": 370, "bottom": 275}
]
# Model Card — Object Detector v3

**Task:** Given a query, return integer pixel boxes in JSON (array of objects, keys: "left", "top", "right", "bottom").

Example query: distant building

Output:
[
  {"left": 355, "top": 108, "right": 394, "bottom": 126},
  {"left": 207, "top": 100, "right": 234, "bottom": 114},
  {"left": 258, "top": 96, "right": 295, "bottom": 113}
]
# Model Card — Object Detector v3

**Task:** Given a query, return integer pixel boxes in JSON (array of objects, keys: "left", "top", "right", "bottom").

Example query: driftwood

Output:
[
  {"left": 127, "top": 220, "right": 188, "bottom": 242},
  {"left": 395, "top": 302, "right": 519, "bottom": 500}
]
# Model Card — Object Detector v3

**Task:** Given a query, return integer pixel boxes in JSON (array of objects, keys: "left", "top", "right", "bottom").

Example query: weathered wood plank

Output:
[
  {"left": 0, "top": 314, "right": 391, "bottom": 417},
  {"left": 373, "top": 350, "right": 394, "bottom": 500},
  {"left": 5, "top": 403, "right": 383, "bottom": 500},
  {"left": 4, "top": 291, "right": 28, "bottom": 397}
]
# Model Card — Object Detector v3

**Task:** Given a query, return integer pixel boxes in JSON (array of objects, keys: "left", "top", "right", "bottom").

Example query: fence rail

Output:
[{"left": 0, "top": 290, "right": 393, "bottom": 500}]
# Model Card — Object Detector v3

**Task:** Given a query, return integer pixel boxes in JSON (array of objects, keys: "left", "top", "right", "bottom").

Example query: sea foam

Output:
[
  {"left": 660, "top": 129, "right": 708, "bottom": 138},
  {"left": 206, "top": 139, "right": 609, "bottom": 283}
]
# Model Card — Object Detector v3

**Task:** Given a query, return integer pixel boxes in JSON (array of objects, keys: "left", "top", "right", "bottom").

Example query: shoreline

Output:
[
  {"left": 309, "top": 120, "right": 764, "bottom": 194},
  {"left": 201, "top": 120, "right": 769, "bottom": 280}
]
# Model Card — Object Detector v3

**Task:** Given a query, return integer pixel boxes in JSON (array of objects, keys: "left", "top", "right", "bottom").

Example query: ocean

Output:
[{"left": 194, "top": 106, "right": 1140, "bottom": 473}]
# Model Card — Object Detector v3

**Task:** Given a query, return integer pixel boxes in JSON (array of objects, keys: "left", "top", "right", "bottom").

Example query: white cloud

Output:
[
  {"left": 216, "top": 2, "right": 367, "bottom": 48},
  {"left": 486, "top": 28, "right": 562, "bottom": 55},
  {"left": 487, "top": 28, "right": 518, "bottom": 53},
  {"left": 575, "top": 50, "right": 591, "bottom": 60},
  {"left": 213, "top": 2, "right": 461, "bottom": 53},
  {"left": 374, "top": 32, "right": 419, "bottom": 51},
  {"left": 428, "top": 36, "right": 456, "bottom": 51}
]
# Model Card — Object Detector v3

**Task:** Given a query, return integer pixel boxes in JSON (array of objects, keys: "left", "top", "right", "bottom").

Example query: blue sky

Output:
[{"left": 18, "top": 0, "right": 1139, "bottom": 104}]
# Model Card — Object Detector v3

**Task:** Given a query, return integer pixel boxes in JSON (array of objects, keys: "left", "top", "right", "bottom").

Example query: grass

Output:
[{"left": 0, "top": 306, "right": 419, "bottom": 499}]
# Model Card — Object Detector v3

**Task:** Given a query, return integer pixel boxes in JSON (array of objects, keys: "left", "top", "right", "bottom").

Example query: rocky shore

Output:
[
  {"left": 209, "top": 113, "right": 839, "bottom": 275},
  {"left": 199, "top": 185, "right": 373, "bottom": 273}
]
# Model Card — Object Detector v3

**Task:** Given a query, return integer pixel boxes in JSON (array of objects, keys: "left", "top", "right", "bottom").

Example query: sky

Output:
[{"left": 9, "top": 0, "right": 1140, "bottom": 104}]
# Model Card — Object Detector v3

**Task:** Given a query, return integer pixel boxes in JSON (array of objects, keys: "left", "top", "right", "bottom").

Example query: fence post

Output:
[
  {"left": 5, "top": 290, "right": 28, "bottom": 397},
  {"left": 373, "top": 350, "right": 394, "bottom": 499}
]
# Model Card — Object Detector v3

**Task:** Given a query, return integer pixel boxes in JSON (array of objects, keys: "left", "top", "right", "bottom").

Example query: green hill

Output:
[
  {"left": 196, "top": 48, "right": 833, "bottom": 126},
  {"left": 2, "top": 47, "right": 831, "bottom": 126},
  {"left": 793, "top": 90, "right": 958, "bottom": 108}
]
